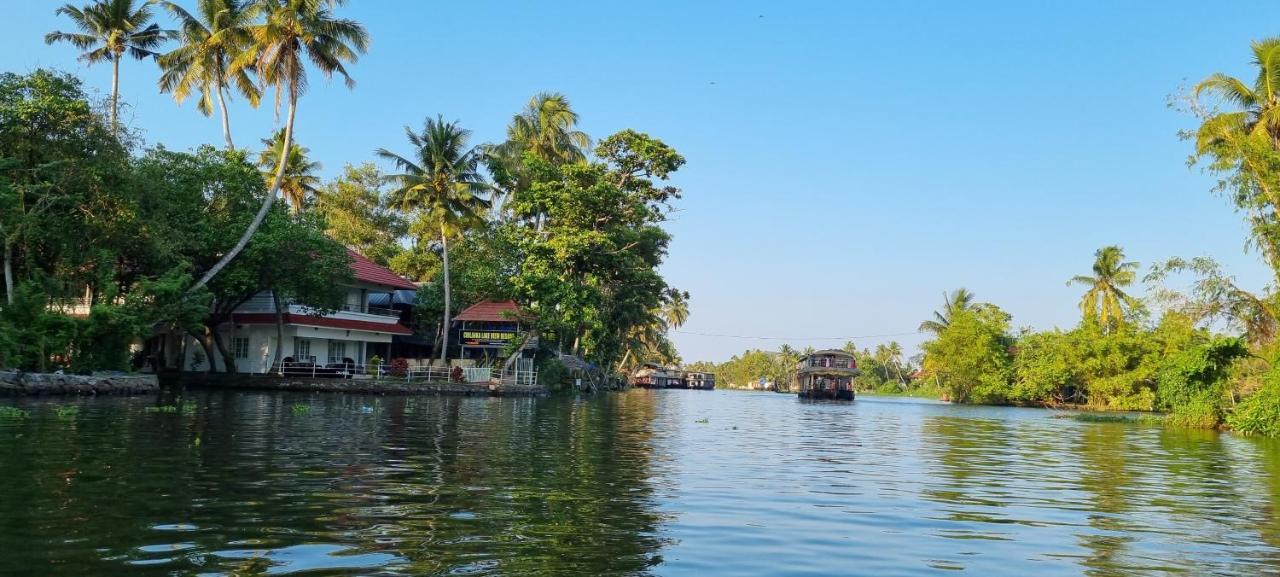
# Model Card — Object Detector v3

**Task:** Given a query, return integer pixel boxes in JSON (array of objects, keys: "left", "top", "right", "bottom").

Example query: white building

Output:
[{"left": 182, "top": 250, "right": 417, "bottom": 373}]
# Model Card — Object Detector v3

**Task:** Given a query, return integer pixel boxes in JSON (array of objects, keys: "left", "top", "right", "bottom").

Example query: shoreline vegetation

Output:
[
  {"left": 685, "top": 38, "right": 1280, "bottom": 439},
  {"left": 3, "top": 2, "right": 1280, "bottom": 439},
  {"left": 1, "top": 0, "right": 690, "bottom": 394}
]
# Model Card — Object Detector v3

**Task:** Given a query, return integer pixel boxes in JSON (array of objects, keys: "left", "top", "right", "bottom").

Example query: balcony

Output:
[{"left": 235, "top": 295, "right": 401, "bottom": 323}]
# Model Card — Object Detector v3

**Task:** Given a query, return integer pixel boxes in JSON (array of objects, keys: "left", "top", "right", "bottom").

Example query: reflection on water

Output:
[{"left": 0, "top": 390, "right": 1279, "bottom": 575}]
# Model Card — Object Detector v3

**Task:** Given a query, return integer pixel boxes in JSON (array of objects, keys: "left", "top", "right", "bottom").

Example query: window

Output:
[
  {"left": 294, "top": 338, "right": 312, "bottom": 362},
  {"left": 329, "top": 341, "right": 347, "bottom": 364},
  {"left": 233, "top": 337, "right": 250, "bottom": 359}
]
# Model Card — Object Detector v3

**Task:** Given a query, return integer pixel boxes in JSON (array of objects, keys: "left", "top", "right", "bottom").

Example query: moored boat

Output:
[{"left": 794, "top": 350, "right": 859, "bottom": 400}]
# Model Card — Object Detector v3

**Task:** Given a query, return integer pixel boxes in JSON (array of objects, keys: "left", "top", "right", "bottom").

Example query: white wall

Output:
[{"left": 180, "top": 324, "right": 389, "bottom": 373}]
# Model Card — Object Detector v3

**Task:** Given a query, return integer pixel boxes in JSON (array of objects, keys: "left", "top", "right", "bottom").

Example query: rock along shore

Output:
[{"left": 0, "top": 371, "right": 159, "bottom": 396}]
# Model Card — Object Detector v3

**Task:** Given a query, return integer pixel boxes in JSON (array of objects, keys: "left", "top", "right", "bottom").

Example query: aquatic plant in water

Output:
[
  {"left": 0, "top": 406, "right": 29, "bottom": 419},
  {"left": 290, "top": 403, "right": 311, "bottom": 415},
  {"left": 145, "top": 401, "right": 198, "bottom": 414},
  {"left": 54, "top": 406, "right": 79, "bottom": 420}
]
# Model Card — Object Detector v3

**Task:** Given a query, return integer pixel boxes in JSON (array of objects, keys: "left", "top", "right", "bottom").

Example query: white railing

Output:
[
  {"left": 237, "top": 296, "right": 400, "bottom": 318},
  {"left": 264, "top": 359, "right": 531, "bottom": 386}
]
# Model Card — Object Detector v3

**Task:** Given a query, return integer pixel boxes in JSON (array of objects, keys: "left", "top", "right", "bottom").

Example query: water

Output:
[{"left": 0, "top": 390, "right": 1278, "bottom": 576}]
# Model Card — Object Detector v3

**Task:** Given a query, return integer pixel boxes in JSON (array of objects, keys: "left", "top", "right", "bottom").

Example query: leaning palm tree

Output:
[
  {"left": 189, "top": 0, "right": 368, "bottom": 292},
  {"left": 1069, "top": 245, "right": 1139, "bottom": 330},
  {"left": 376, "top": 117, "right": 492, "bottom": 363},
  {"left": 918, "top": 288, "right": 976, "bottom": 334},
  {"left": 156, "top": 0, "right": 260, "bottom": 149},
  {"left": 45, "top": 0, "right": 175, "bottom": 130},
  {"left": 258, "top": 130, "right": 321, "bottom": 213}
]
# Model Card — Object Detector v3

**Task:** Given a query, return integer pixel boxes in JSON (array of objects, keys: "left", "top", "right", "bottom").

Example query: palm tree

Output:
[
  {"left": 189, "top": 0, "right": 368, "bottom": 292},
  {"left": 376, "top": 117, "right": 492, "bottom": 363},
  {"left": 1194, "top": 38, "right": 1280, "bottom": 156},
  {"left": 258, "top": 130, "right": 321, "bottom": 213},
  {"left": 488, "top": 92, "right": 590, "bottom": 211},
  {"left": 1069, "top": 245, "right": 1139, "bottom": 329},
  {"left": 1193, "top": 38, "right": 1280, "bottom": 277},
  {"left": 156, "top": 0, "right": 260, "bottom": 150},
  {"left": 918, "top": 288, "right": 976, "bottom": 334},
  {"left": 45, "top": 0, "right": 175, "bottom": 130}
]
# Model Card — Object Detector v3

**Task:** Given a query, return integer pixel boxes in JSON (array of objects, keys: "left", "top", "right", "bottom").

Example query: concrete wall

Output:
[{"left": 0, "top": 371, "right": 158, "bottom": 396}]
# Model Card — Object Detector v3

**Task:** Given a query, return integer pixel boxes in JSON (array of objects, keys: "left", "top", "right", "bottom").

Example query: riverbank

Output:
[
  {"left": 0, "top": 370, "right": 158, "bottom": 396},
  {"left": 163, "top": 372, "right": 546, "bottom": 397}
]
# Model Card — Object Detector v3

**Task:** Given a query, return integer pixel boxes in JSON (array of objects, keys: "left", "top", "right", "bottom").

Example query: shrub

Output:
[
  {"left": 388, "top": 357, "right": 409, "bottom": 377},
  {"left": 450, "top": 365, "right": 464, "bottom": 383},
  {"left": 1228, "top": 368, "right": 1280, "bottom": 437},
  {"left": 367, "top": 355, "right": 382, "bottom": 376},
  {"left": 1157, "top": 337, "right": 1247, "bottom": 429},
  {"left": 537, "top": 357, "right": 570, "bottom": 390}
]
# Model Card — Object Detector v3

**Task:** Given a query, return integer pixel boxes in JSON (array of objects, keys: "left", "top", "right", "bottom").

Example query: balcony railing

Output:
[
  {"left": 802, "top": 357, "right": 856, "bottom": 369},
  {"left": 237, "top": 296, "right": 399, "bottom": 318}
]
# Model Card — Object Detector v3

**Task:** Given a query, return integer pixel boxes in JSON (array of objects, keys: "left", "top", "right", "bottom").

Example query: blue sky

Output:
[{"left": 6, "top": 1, "right": 1280, "bottom": 362}]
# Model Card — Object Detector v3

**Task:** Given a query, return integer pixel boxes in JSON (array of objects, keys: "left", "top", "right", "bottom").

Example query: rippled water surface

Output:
[{"left": 2, "top": 389, "right": 1280, "bottom": 576}]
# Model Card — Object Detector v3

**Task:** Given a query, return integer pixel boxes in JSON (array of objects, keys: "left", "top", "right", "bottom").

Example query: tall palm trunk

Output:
[
  {"left": 216, "top": 83, "right": 234, "bottom": 150},
  {"left": 189, "top": 92, "right": 296, "bottom": 293},
  {"left": 110, "top": 57, "right": 119, "bottom": 130},
  {"left": 2, "top": 231, "right": 12, "bottom": 306},
  {"left": 272, "top": 290, "right": 285, "bottom": 370},
  {"left": 439, "top": 225, "right": 451, "bottom": 364}
]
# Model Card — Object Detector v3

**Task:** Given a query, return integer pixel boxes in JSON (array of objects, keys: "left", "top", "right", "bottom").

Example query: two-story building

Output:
[{"left": 183, "top": 249, "right": 417, "bottom": 373}]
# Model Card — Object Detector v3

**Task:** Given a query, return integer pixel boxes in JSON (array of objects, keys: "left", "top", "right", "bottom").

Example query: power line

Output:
[{"left": 670, "top": 332, "right": 921, "bottom": 340}]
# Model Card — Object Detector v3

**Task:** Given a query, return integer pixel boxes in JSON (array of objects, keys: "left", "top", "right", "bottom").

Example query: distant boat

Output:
[
  {"left": 630, "top": 363, "right": 716, "bottom": 390},
  {"left": 794, "top": 350, "right": 859, "bottom": 401}
]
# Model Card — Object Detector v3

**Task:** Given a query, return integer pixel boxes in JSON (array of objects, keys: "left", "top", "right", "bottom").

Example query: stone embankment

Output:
[
  {"left": 165, "top": 372, "right": 546, "bottom": 397},
  {"left": 0, "top": 371, "right": 159, "bottom": 396}
]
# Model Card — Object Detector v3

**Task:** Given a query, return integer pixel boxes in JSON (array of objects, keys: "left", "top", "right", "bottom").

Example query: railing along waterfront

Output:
[{"left": 266, "top": 361, "right": 528, "bottom": 385}]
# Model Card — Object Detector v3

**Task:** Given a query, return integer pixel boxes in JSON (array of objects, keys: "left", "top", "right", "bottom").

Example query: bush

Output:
[
  {"left": 450, "top": 365, "right": 464, "bottom": 383},
  {"left": 537, "top": 357, "right": 570, "bottom": 390},
  {"left": 1228, "top": 368, "right": 1280, "bottom": 436},
  {"left": 1157, "top": 337, "right": 1247, "bottom": 429},
  {"left": 388, "top": 357, "right": 409, "bottom": 377},
  {"left": 366, "top": 355, "right": 382, "bottom": 376}
]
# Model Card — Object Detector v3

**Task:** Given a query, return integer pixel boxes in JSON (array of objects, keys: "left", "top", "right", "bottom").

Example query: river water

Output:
[{"left": 0, "top": 389, "right": 1278, "bottom": 576}]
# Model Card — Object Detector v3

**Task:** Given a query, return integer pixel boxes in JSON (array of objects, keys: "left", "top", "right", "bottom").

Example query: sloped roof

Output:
[
  {"left": 348, "top": 249, "right": 417, "bottom": 290},
  {"left": 453, "top": 300, "right": 522, "bottom": 322}
]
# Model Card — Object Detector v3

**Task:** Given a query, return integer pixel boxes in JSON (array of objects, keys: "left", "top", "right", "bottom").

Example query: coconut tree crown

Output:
[{"left": 1069, "top": 245, "right": 1139, "bottom": 329}]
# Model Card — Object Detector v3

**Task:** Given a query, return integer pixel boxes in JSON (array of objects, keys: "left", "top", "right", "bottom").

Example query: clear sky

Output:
[{"left": 6, "top": 1, "right": 1280, "bottom": 362}]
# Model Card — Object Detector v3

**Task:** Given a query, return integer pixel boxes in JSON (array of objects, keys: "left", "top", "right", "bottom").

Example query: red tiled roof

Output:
[
  {"left": 347, "top": 249, "right": 417, "bottom": 290},
  {"left": 453, "top": 300, "right": 523, "bottom": 322},
  {"left": 231, "top": 313, "right": 413, "bottom": 335}
]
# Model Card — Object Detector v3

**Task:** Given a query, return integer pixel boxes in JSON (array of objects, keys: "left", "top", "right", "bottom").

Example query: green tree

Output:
[
  {"left": 921, "top": 305, "right": 1014, "bottom": 404},
  {"left": 918, "top": 288, "right": 976, "bottom": 335},
  {"left": 1069, "top": 245, "right": 1139, "bottom": 330},
  {"left": 156, "top": 0, "right": 260, "bottom": 149},
  {"left": 377, "top": 116, "right": 492, "bottom": 362},
  {"left": 192, "top": 0, "right": 367, "bottom": 292},
  {"left": 44, "top": 0, "right": 174, "bottom": 130},
  {"left": 314, "top": 163, "right": 406, "bottom": 264},
  {"left": 258, "top": 129, "right": 321, "bottom": 213}
]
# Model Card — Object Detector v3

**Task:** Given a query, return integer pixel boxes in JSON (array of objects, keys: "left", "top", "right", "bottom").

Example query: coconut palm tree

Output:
[
  {"left": 189, "top": 0, "right": 368, "bottom": 292},
  {"left": 258, "top": 130, "right": 321, "bottom": 213},
  {"left": 1194, "top": 38, "right": 1280, "bottom": 156},
  {"left": 156, "top": 0, "right": 260, "bottom": 150},
  {"left": 919, "top": 288, "right": 976, "bottom": 335},
  {"left": 45, "top": 0, "right": 175, "bottom": 130},
  {"left": 376, "top": 117, "right": 492, "bottom": 363},
  {"left": 1069, "top": 245, "right": 1139, "bottom": 329},
  {"left": 487, "top": 92, "right": 590, "bottom": 211}
]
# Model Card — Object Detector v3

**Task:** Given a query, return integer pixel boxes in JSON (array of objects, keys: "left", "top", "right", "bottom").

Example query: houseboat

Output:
[
  {"left": 794, "top": 349, "right": 859, "bottom": 400},
  {"left": 685, "top": 371, "right": 716, "bottom": 390},
  {"left": 631, "top": 363, "right": 685, "bottom": 388}
]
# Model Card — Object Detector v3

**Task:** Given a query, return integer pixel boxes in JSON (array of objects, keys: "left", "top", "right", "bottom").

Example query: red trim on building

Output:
[
  {"left": 453, "top": 300, "right": 524, "bottom": 322},
  {"left": 347, "top": 249, "right": 417, "bottom": 290},
  {"left": 231, "top": 313, "right": 413, "bottom": 335}
]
